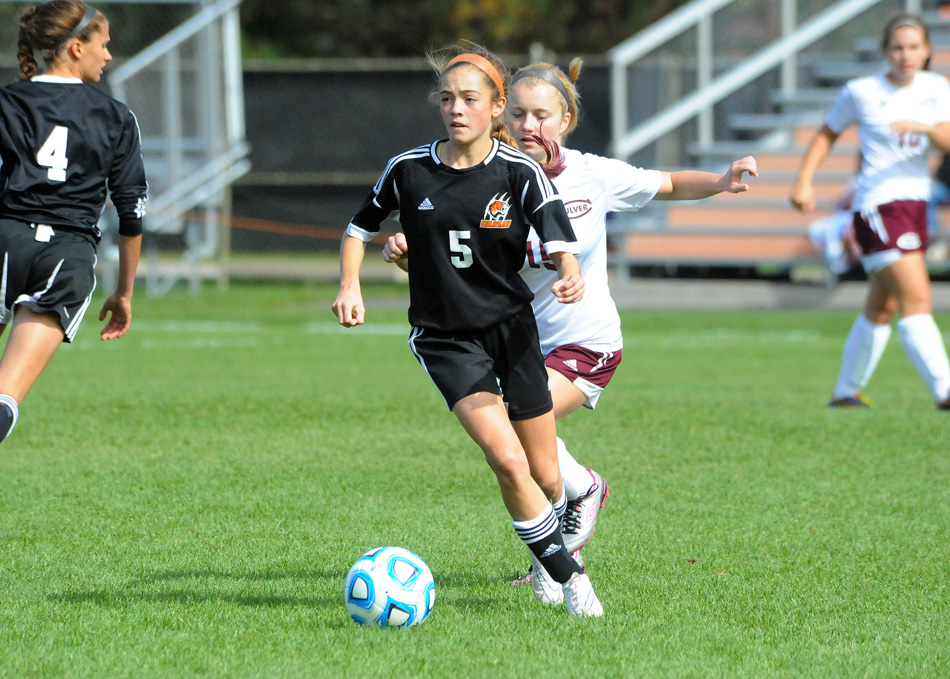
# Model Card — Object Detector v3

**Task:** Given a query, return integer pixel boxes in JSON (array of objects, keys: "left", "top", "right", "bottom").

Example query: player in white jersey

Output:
[
  {"left": 791, "top": 14, "right": 950, "bottom": 409},
  {"left": 384, "top": 58, "right": 757, "bottom": 600}
]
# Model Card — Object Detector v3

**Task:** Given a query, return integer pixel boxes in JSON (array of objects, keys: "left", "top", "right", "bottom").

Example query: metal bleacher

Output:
[
  {"left": 105, "top": 0, "right": 250, "bottom": 295},
  {"left": 607, "top": 0, "right": 949, "bottom": 277}
]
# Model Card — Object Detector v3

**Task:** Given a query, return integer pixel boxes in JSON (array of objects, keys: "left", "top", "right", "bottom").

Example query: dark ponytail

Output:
[
  {"left": 16, "top": 1, "right": 105, "bottom": 82},
  {"left": 17, "top": 7, "right": 40, "bottom": 81}
]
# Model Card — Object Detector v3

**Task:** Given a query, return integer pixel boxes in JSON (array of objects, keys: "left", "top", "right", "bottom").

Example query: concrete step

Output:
[
  {"left": 748, "top": 150, "right": 858, "bottom": 174},
  {"left": 729, "top": 111, "right": 826, "bottom": 133},
  {"left": 792, "top": 125, "right": 859, "bottom": 146},
  {"left": 691, "top": 141, "right": 857, "bottom": 161},
  {"left": 663, "top": 205, "right": 826, "bottom": 228},
  {"left": 705, "top": 180, "right": 846, "bottom": 203},
  {"left": 622, "top": 232, "right": 818, "bottom": 264},
  {"left": 810, "top": 60, "right": 881, "bottom": 86},
  {"left": 770, "top": 88, "right": 840, "bottom": 109}
]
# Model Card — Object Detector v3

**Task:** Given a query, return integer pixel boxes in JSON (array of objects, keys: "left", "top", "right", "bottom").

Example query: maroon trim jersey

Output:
[
  {"left": 347, "top": 139, "right": 578, "bottom": 331},
  {"left": 0, "top": 76, "right": 148, "bottom": 238}
]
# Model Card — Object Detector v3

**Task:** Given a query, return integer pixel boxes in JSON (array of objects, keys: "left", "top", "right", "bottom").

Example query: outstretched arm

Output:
[
  {"left": 654, "top": 156, "right": 758, "bottom": 201},
  {"left": 790, "top": 124, "right": 840, "bottom": 213},
  {"left": 99, "top": 234, "right": 141, "bottom": 340}
]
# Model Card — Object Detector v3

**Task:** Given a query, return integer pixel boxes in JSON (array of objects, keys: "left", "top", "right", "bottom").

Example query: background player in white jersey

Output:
[
  {"left": 791, "top": 13, "right": 950, "bottom": 409},
  {"left": 384, "top": 58, "right": 757, "bottom": 598},
  {"left": 332, "top": 46, "right": 603, "bottom": 616},
  {"left": 0, "top": 0, "right": 147, "bottom": 444}
]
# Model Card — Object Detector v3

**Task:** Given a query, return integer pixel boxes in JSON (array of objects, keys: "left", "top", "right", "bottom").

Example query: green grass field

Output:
[{"left": 0, "top": 282, "right": 948, "bottom": 678}]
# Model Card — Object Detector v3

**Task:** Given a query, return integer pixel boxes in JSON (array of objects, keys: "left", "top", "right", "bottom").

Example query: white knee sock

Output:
[
  {"left": 557, "top": 437, "right": 595, "bottom": 501},
  {"left": 897, "top": 314, "right": 950, "bottom": 403},
  {"left": 833, "top": 315, "right": 892, "bottom": 399},
  {"left": 0, "top": 394, "right": 18, "bottom": 443},
  {"left": 552, "top": 488, "right": 567, "bottom": 521}
]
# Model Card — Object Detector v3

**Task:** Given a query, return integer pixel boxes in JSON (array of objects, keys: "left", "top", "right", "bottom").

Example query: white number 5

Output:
[
  {"left": 449, "top": 230, "right": 473, "bottom": 268},
  {"left": 37, "top": 125, "right": 69, "bottom": 182}
]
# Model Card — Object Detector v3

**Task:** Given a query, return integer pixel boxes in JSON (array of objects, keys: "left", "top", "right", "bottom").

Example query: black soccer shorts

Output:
[
  {"left": 408, "top": 305, "right": 553, "bottom": 420},
  {"left": 0, "top": 218, "right": 97, "bottom": 342}
]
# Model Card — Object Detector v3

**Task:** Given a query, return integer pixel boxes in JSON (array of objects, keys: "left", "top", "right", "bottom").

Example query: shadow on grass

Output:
[
  {"left": 46, "top": 567, "right": 506, "bottom": 611},
  {"left": 138, "top": 568, "right": 348, "bottom": 583},
  {"left": 48, "top": 588, "right": 333, "bottom": 608}
]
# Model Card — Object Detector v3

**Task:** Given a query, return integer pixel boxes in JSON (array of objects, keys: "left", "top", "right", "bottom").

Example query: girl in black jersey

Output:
[
  {"left": 0, "top": 1, "right": 147, "bottom": 444},
  {"left": 332, "top": 46, "right": 603, "bottom": 616}
]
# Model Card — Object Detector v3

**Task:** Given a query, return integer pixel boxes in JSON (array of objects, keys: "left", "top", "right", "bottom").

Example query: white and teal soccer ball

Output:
[{"left": 344, "top": 546, "right": 435, "bottom": 628}]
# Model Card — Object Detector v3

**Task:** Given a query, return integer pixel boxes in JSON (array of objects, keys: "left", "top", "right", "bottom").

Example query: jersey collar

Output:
[
  {"left": 430, "top": 138, "right": 500, "bottom": 169},
  {"left": 31, "top": 75, "right": 83, "bottom": 84}
]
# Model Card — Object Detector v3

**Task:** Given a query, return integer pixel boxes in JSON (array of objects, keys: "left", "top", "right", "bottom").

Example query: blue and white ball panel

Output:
[
  {"left": 345, "top": 571, "right": 375, "bottom": 610},
  {"left": 382, "top": 597, "right": 417, "bottom": 628},
  {"left": 423, "top": 581, "right": 435, "bottom": 621},
  {"left": 344, "top": 546, "right": 435, "bottom": 629},
  {"left": 388, "top": 555, "right": 423, "bottom": 588}
]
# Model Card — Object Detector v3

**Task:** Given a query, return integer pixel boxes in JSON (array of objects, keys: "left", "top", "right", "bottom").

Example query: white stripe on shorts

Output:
[
  {"left": 64, "top": 257, "right": 96, "bottom": 340},
  {"left": 408, "top": 326, "right": 452, "bottom": 410},
  {"left": 862, "top": 206, "right": 890, "bottom": 244},
  {"left": 0, "top": 252, "right": 9, "bottom": 323}
]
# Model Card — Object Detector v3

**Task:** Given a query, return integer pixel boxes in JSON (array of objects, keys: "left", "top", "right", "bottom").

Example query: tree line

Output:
[{"left": 239, "top": 0, "right": 690, "bottom": 59}]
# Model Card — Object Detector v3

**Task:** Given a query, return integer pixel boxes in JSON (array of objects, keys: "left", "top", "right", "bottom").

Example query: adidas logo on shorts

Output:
[{"left": 563, "top": 359, "right": 578, "bottom": 371}]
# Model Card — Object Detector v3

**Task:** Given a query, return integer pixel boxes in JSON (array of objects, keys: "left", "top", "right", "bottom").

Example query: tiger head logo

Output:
[{"left": 480, "top": 193, "right": 512, "bottom": 228}]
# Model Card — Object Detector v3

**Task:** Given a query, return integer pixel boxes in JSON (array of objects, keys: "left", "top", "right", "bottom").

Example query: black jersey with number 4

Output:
[
  {"left": 348, "top": 139, "right": 578, "bottom": 331},
  {"left": 0, "top": 76, "right": 147, "bottom": 237}
]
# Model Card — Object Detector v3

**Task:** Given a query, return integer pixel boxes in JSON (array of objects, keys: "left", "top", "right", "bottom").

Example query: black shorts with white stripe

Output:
[
  {"left": 408, "top": 305, "right": 553, "bottom": 420},
  {"left": 0, "top": 218, "right": 97, "bottom": 342}
]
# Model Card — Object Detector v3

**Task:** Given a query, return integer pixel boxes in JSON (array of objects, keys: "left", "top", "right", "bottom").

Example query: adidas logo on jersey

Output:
[
  {"left": 563, "top": 359, "right": 578, "bottom": 371},
  {"left": 418, "top": 197, "right": 434, "bottom": 210}
]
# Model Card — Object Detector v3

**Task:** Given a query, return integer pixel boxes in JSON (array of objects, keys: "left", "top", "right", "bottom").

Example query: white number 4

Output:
[
  {"left": 449, "top": 230, "right": 473, "bottom": 268},
  {"left": 37, "top": 125, "right": 69, "bottom": 182}
]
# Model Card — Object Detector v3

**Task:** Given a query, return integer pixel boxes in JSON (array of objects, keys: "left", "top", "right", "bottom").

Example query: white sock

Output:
[
  {"left": 553, "top": 489, "right": 567, "bottom": 521},
  {"left": 833, "top": 315, "right": 891, "bottom": 399},
  {"left": 898, "top": 314, "right": 950, "bottom": 403},
  {"left": 0, "top": 394, "right": 18, "bottom": 443},
  {"left": 557, "top": 437, "right": 594, "bottom": 501}
]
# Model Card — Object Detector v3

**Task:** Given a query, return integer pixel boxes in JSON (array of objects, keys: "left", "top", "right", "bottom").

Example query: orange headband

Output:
[{"left": 445, "top": 53, "right": 505, "bottom": 98}]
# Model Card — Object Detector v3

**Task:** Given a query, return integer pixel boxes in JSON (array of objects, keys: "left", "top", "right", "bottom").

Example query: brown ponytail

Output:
[
  {"left": 16, "top": 1, "right": 105, "bottom": 81},
  {"left": 492, "top": 119, "right": 517, "bottom": 149},
  {"left": 17, "top": 7, "right": 40, "bottom": 81}
]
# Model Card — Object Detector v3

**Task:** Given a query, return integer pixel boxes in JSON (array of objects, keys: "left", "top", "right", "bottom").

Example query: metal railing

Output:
[
  {"left": 109, "top": 0, "right": 249, "bottom": 233},
  {"left": 609, "top": 0, "right": 923, "bottom": 162},
  {"left": 101, "top": 0, "right": 250, "bottom": 293}
]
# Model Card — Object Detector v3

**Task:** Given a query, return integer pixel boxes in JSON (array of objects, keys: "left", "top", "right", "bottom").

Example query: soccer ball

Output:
[{"left": 344, "top": 546, "right": 435, "bottom": 628}]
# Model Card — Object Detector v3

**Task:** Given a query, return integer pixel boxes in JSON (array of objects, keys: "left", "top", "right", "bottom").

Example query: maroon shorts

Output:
[
  {"left": 853, "top": 200, "right": 928, "bottom": 256},
  {"left": 545, "top": 344, "right": 622, "bottom": 409}
]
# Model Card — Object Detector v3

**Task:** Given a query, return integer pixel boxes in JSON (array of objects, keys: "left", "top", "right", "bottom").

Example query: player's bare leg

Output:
[
  {"left": 453, "top": 392, "right": 551, "bottom": 519},
  {"left": 548, "top": 369, "right": 588, "bottom": 420},
  {"left": 510, "top": 370, "right": 607, "bottom": 587},
  {"left": 512, "top": 409, "right": 563, "bottom": 503},
  {"left": 454, "top": 392, "right": 587, "bottom": 610},
  {"left": 0, "top": 308, "right": 65, "bottom": 442}
]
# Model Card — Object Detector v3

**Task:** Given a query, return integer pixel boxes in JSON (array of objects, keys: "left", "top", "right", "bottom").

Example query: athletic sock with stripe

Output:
[
  {"left": 0, "top": 394, "right": 18, "bottom": 443},
  {"left": 512, "top": 504, "right": 583, "bottom": 583}
]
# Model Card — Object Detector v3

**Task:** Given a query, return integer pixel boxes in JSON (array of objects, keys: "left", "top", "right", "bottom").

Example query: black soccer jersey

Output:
[
  {"left": 0, "top": 76, "right": 148, "bottom": 238},
  {"left": 348, "top": 139, "right": 578, "bottom": 331}
]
